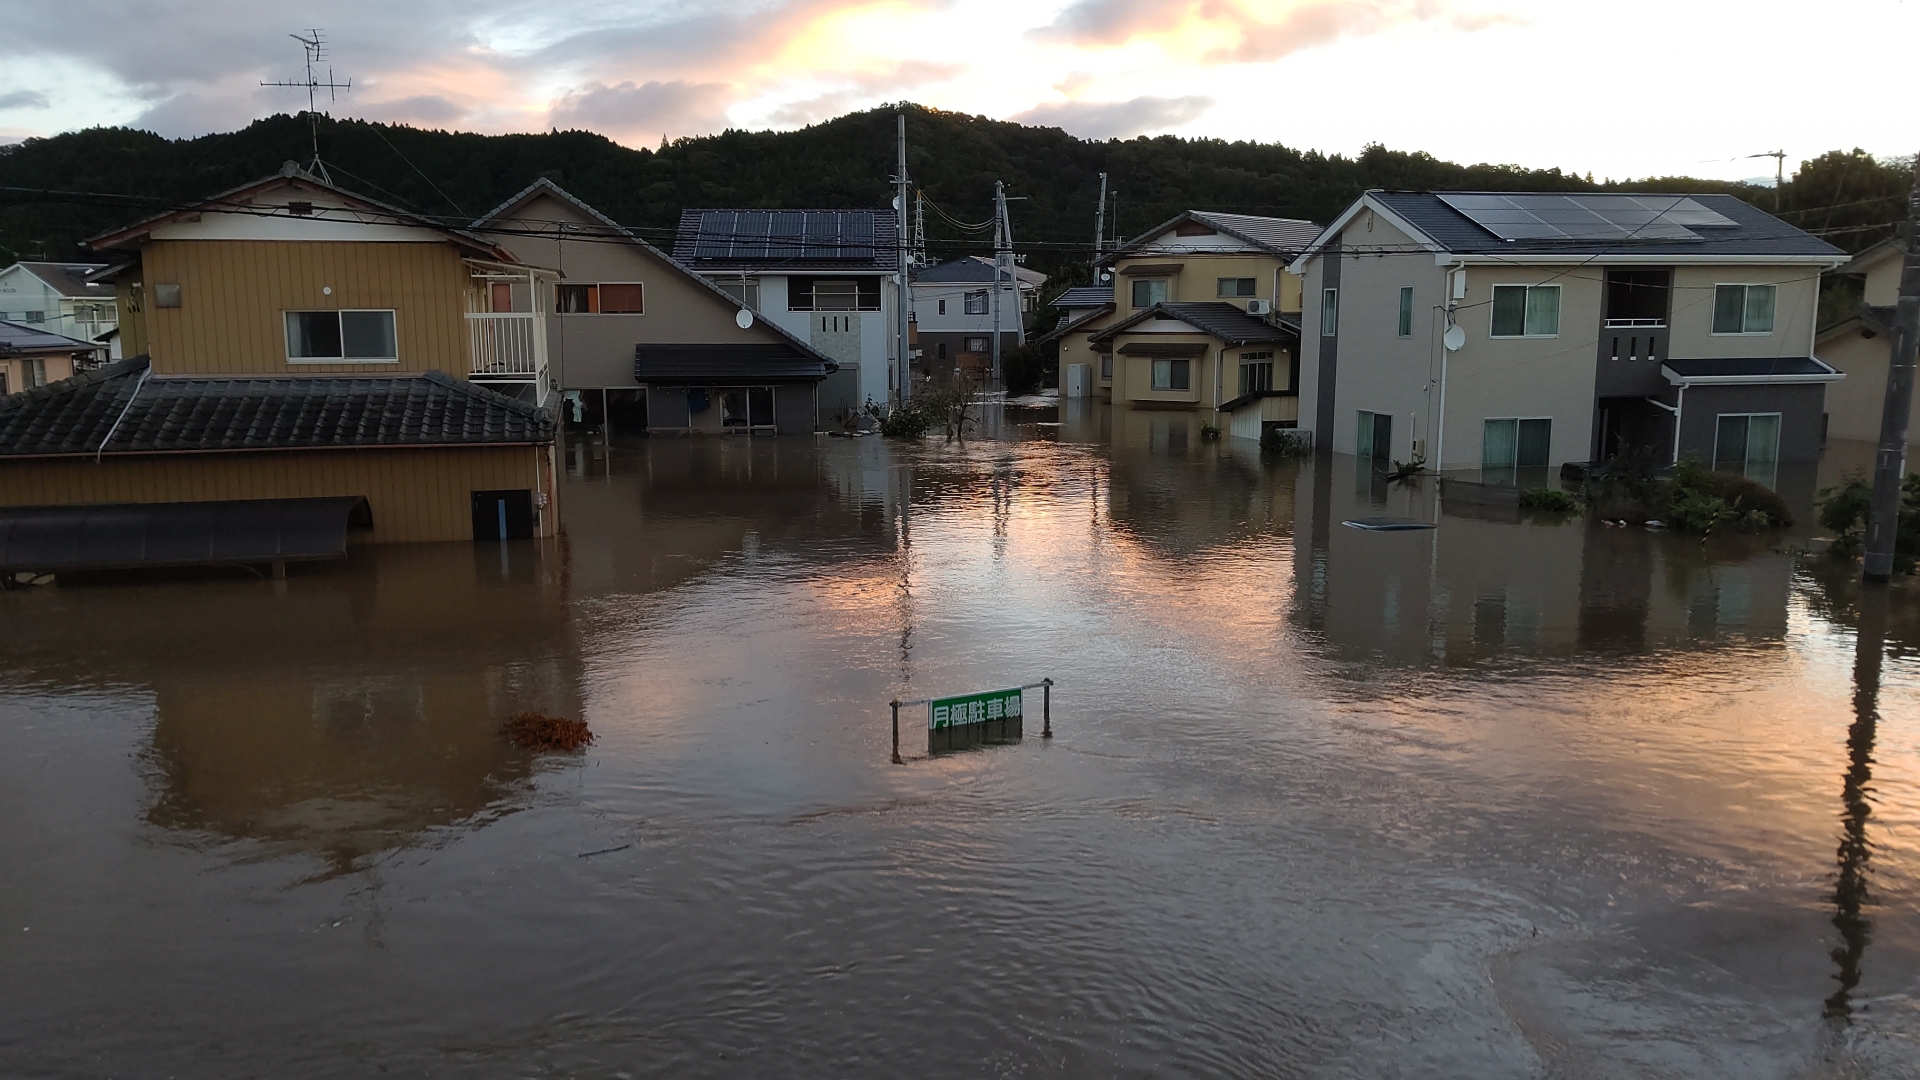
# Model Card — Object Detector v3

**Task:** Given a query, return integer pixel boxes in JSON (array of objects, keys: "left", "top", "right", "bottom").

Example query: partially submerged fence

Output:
[{"left": 890, "top": 679, "right": 1051, "bottom": 763}]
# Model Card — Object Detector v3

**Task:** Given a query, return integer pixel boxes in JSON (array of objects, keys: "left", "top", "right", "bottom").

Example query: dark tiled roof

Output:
[
  {"left": 1032, "top": 304, "right": 1114, "bottom": 346},
  {"left": 1053, "top": 286, "right": 1113, "bottom": 307},
  {"left": 1661, "top": 355, "right": 1838, "bottom": 380},
  {"left": 0, "top": 320, "right": 98, "bottom": 354},
  {"left": 12, "top": 262, "right": 113, "bottom": 298},
  {"left": 673, "top": 209, "right": 899, "bottom": 272},
  {"left": 0, "top": 357, "right": 553, "bottom": 457},
  {"left": 1368, "top": 192, "right": 1845, "bottom": 258},
  {"left": 634, "top": 344, "right": 836, "bottom": 384},
  {"left": 1090, "top": 302, "right": 1296, "bottom": 347}
]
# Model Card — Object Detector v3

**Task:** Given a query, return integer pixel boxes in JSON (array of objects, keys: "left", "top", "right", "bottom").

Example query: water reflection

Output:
[
  {"left": 0, "top": 545, "right": 578, "bottom": 871},
  {"left": 1827, "top": 585, "right": 1886, "bottom": 1020}
]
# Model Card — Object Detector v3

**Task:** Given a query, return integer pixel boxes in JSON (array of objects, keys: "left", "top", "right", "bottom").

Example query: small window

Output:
[
  {"left": 24, "top": 310, "right": 45, "bottom": 323},
  {"left": 1151, "top": 358, "right": 1190, "bottom": 391},
  {"left": 1483, "top": 417, "right": 1552, "bottom": 470},
  {"left": 1131, "top": 279, "right": 1168, "bottom": 309},
  {"left": 1712, "top": 284, "right": 1776, "bottom": 334},
  {"left": 285, "top": 310, "right": 397, "bottom": 361},
  {"left": 1099, "top": 354, "right": 1112, "bottom": 380},
  {"left": 1490, "top": 285, "right": 1560, "bottom": 337},
  {"left": 1217, "top": 277, "right": 1256, "bottom": 298},
  {"left": 288, "top": 201, "right": 314, "bottom": 216},
  {"left": 964, "top": 291, "right": 989, "bottom": 315},
  {"left": 1320, "top": 288, "right": 1338, "bottom": 336},
  {"left": 1397, "top": 286, "right": 1414, "bottom": 337},
  {"left": 25, "top": 358, "right": 47, "bottom": 388},
  {"left": 964, "top": 336, "right": 989, "bottom": 352},
  {"left": 937, "top": 343, "right": 947, "bottom": 360},
  {"left": 556, "top": 283, "right": 643, "bottom": 314},
  {"left": 938, "top": 298, "right": 947, "bottom": 315}
]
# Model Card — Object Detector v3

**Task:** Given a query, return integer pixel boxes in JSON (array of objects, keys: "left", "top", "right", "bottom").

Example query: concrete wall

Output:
[
  {"left": 1678, "top": 382, "right": 1827, "bottom": 464},
  {"left": 0, "top": 445, "right": 553, "bottom": 543},
  {"left": 1821, "top": 323, "right": 1917, "bottom": 443},
  {"left": 1295, "top": 218, "right": 1450, "bottom": 463},
  {"left": 133, "top": 240, "right": 476, "bottom": 378},
  {"left": 1665, "top": 265, "right": 1821, "bottom": 361}
]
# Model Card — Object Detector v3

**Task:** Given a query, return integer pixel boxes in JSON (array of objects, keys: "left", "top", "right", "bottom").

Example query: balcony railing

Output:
[
  {"left": 1602, "top": 318, "right": 1666, "bottom": 328},
  {"left": 465, "top": 312, "right": 539, "bottom": 378}
]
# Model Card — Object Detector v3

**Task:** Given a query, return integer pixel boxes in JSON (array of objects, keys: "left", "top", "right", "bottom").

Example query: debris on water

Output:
[
  {"left": 504, "top": 711, "right": 595, "bottom": 751},
  {"left": 1645, "top": 520, "right": 1666, "bottom": 529},
  {"left": 1342, "top": 517, "right": 1436, "bottom": 532}
]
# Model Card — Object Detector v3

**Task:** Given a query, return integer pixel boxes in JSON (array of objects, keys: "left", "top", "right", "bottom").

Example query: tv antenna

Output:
[{"left": 262, "top": 30, "right": 352, "bottom": 182}]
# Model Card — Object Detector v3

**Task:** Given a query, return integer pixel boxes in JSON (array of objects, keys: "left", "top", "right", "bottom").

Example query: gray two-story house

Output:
[{"left": 1289, "top": 191, "right": 1849, "bottom": 484}]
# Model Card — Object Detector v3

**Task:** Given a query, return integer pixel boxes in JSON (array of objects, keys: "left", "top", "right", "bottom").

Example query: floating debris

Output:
[
  {"left": 503, "top": 712, "right": 595, "bottom": 752},
  {"left": 1341, "top": 517, "right": 1436, "bottom": 532}
]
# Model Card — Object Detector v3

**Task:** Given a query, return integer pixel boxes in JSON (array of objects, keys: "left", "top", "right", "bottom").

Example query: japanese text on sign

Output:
[{"left": 929, "top": 687, "right": 1023, "bottom": 730}]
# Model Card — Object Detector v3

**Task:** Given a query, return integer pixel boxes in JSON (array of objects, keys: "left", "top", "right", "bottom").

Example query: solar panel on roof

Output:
[
  {"left": 1436, "top": 193, "right": 1722, "bottom": 242},
  {"left": 688, "top": 209, "right": 884, "bottom": 262}
]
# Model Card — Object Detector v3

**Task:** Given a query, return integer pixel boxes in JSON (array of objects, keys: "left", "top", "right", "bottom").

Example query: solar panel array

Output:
[
  {"left": 689, "top": 210, "right": 878, "bottom": 261},
  {"left": 1436, "top": 193, "right": 1736, "bottom": 242}
]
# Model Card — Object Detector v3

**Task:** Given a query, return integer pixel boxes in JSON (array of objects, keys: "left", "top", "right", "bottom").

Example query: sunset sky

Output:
[{"left": 3, "top": 0, "right": 1912, "bottom": 183}]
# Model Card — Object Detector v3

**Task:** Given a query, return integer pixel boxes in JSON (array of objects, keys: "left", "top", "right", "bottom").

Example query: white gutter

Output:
[
  {"left": 1440, "top": 253, "right": 1848, "bottom": 267},
  {"left": 1659, "top": 365, "right": 1845, "bottom": 386}
]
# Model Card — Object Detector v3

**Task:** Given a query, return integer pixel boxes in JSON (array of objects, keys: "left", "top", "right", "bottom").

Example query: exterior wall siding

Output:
[
  {"left": 1443, "top": 265, "right": 1605, "bottom": 471},
  {"left": 137, "top": 239, "right": 476, "bottom": 377},
  {"left": 1677, "top": 383, "right": 1827, "bottom": 464},
  {"left": 0, "top": 445, "right": 549, "bottom": 544},
  {"left": 1821, "top": 327, "right": 1917, "bottom": 444},
  {"left": 1665, "top": 265, "right": 1821, "bottom": 361}
]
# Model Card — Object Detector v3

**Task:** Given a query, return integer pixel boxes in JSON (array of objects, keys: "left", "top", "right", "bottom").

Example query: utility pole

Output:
[
  {"left": 894, "top": 112, "right": 912, "bottom": 405},
  {"left": 912, "top": 192, "right": 926, "bottom": 269},
  {"left": 991, "top": 180, "right": 1015, "bottom": 390},
  {"left": 1091, "top": 172, "right": 1108, "bottom": 268},
  {"left": 1863, "top": 154, "right": 1920, "bottom": 582},
  {"left": 1748, "top": 150, "right": 1786, "bottom": 213}
]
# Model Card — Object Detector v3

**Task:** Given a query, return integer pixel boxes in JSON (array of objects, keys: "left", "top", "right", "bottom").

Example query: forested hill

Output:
[{"left": 0, "top": 105, "right": 1902, "bottom": 289}]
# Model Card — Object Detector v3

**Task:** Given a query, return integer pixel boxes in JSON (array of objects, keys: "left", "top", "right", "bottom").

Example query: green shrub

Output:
[
  {"left": 1819, "top": 471, "right": 1920, "bottom": 568},
  {"left": 1518, "top": 486, "right": 1579, "bottom": 513},
  {"left": 1662, "top": 457, "right": 1792, "bottom": 534},
  {"left": 1260, "top": 427, "right": 1312, "bottom": 457},
  {"left": 1199, "top": 423, "right": 1221, "bottom": 441}
]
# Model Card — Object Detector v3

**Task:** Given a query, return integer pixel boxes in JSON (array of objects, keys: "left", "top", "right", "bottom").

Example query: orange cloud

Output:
[{"left": 1029, "top": 0, "right": 1518, "bottom": 63}]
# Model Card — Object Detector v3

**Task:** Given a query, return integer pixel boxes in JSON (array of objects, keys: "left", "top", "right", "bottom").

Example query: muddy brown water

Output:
[{"left": 2, "top": 402, "right": 1918, "bottom": 1078}]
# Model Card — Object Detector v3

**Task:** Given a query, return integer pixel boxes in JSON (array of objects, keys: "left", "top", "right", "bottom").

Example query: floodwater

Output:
[{"left": 3, "top": 400, "right": 1919, "bottom": 1078}]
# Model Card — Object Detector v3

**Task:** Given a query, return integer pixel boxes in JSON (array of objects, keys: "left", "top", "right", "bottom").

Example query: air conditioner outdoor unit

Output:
[{"left": 1245, "top": 299, "right": 1270, "bottom": 315}]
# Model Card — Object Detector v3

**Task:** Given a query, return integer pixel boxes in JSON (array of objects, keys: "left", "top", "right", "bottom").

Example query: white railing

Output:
[
  {"left": 466, "top": 312, "right": 539, "bottom": 378},
  {"left": 1602, "top": 318, "right": 1666, "bottom": 328}
]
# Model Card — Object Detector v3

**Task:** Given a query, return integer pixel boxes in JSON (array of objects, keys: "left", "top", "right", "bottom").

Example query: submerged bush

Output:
[
  {"left": 1518, "top": 486, "right": 1579, "bottom": 513},
  {"left": 1819, "top": 471, "right": 1920, "bottom": 569},
  {"left": 1667, "top": 458, "right": 1792, "bottom": 533},
  {"left": 1260, "top": 427, "right": 1312, "bottom": 457}
]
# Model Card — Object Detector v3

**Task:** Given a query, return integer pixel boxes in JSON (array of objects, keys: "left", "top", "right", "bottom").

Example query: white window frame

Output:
[
  {"left": 555, "top": 281, "right": 645, "bottom": 315},
  {"left": 1320, "top": 288, "right": 1338, "bottom": 336},
  {"left": 1488, "top": 284, "right": 1561, "bottom": 339},
  {"left": 284, "top": 309, "right": 399, "bottom": 363},
  {"left": 1396, "top": 286, "right": 1414, "bottom": 338},
  {"left": 963, "top": 291, "right": 989, "bottom": 316},
  {"left": 1710, "top": 283, "right": 1777, "bottom": 336}
]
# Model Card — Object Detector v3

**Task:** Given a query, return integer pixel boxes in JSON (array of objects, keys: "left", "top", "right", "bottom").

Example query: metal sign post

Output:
[{"left": 889, "top": 679, "right": 1052, "bottom": 760}]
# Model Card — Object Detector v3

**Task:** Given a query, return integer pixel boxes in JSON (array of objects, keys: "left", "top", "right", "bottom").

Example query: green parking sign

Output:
[{"left": 929, "top": 687, "right": 1023, "bottom": 730}]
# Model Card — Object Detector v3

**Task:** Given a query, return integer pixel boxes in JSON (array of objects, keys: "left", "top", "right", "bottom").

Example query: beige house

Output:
[
  {"left": 474, "top": 179, "right": 836, "bottom": 435},
  {"left": 0, "top": 320, "right": 96, "bottom": 394},
  {"left": 0, "top": 163, "right": 559, "bottom": 573},
  {"left": 1085, "top": 302, "right": 1300, "bottom": 439},
  {"left": 1050, "top": 210, "right": 1318, "bottom": 404},
  {"left": 1291, "top": 191, "right": 1849, "bottom": 480},
  {"left": 1818, "top": 240, "right": 1917, "bottom": 448}
]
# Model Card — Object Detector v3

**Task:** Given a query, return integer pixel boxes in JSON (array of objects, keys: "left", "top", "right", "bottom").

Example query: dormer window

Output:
[{"left": 288, "top": 201, "right": 314, "bottom": 216}]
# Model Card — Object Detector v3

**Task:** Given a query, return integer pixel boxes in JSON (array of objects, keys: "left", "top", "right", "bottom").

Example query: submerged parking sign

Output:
[{"left": 929, "top": 687, "right": 1023, "bottom": 729}]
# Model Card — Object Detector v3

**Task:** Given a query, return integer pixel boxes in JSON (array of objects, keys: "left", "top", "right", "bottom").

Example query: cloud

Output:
[
  {"left": 1028, "top": 0, "right": 1517, "bottom": 63},
  {"left": 764, "top": 61, "right": 966, "bottom": 128},
  {"left": 1010, "top": 95, "right": 1214, "bottom": 139},
  {"left": 547, "top": 80, "right": 733, "bottom": 145},
  {"left": 0, "top": 91, "right": 50, "bottom": 110}
]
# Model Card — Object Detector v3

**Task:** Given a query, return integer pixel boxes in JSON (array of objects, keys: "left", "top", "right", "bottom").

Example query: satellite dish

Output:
[
  {"left": 735, "top": 308, "right": 754, "bottom": 330},
  {"left": 1443, "top": 324, "right": 1466, "bottom": 351}
]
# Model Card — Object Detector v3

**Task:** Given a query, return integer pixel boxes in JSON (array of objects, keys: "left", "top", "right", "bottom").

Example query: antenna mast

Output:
[
  {"left": 262, "top": 29, "right": 352, "bottom": 181},
  {"left": 912, "top": 191, "right": 927, "bottom": 269}
]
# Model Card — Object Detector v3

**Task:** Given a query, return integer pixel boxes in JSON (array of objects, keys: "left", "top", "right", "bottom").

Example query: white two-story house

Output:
[
  {"left": 1289, "top": 191, "right": 1850, "bottom": 484},
  {"left": 0, "top": 261, "right": 117, "bottom": 355},
  {"left": 908, "top": 256, "right": 1045, "bottom": 380},
  {"left": 674, "top": 209, "right": 901, "bottom": 421}
]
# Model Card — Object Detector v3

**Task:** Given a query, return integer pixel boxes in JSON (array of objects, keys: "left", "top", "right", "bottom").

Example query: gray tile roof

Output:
[
  {"left": 674, "top": 209, "right": 899, "bottom": 272},
  {"left": 0, "top": 320, "right": 98, "bottom": 354},
  {"left": 634, "top": 344, "right": 836, "bottom": 384},
  {"left": 11, "top": 262, "right": 113, "bottom": 298},
  {"left": 0, "top": 357, "right": 553, "bottom": 457},
  {"left": 911, "top": 256, "right": 1044, "bottom": 285},
  {"left": 1053, "top": 286, "right": 1114, "bottom": 308},
  {"left": 1188, "top": 212, "right": 1324, "bottom": 253},
  {"left": 1369, "top": 192, "right": 1845, "bottom": 258},
  {"left": 1091, "top": 302, "right": 1296, "bottom": 347}
]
